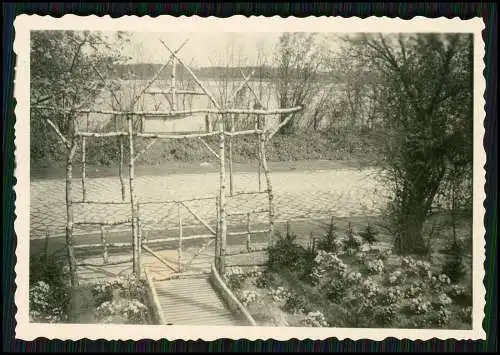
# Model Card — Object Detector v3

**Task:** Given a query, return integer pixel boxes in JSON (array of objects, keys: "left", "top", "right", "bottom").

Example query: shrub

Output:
[
  {"left": 441, "top": 241, "right": 466, "bottom": 283},
  {"left": 409, "top": 297, "right": 432, "bottom": 315},
  {"left": 360, "top": 224, "right": 378, "bottom": 244},
  {"left": 366, "top": 259, "right": 385, "bottom": 275},
  {"left": 324, "top": 279, "right": 347, "bottom": 303},
  {"left": 224, "top": 267, "right": 248, "bottom": 290},
  {"left": 343, "top": 223, "right": 363, "bottom": 254},
  {"left": 283, "top": 293, "right": 310, "bottom": 315},
  {"left": 460, "top": 306, "right": 472, "bottom": 323},
  {"left": 316, "top": 219, "right": 342, "bottom": 253},
  {"left": 302, "top": 311, "right": 329, "bottom": 327},
  {"left": 91, "top": 274, "right": 147, "bottom": 308},
  {"left": 375, "top": 304, "right": 398, "bottom": 325},
  {"left": 269, "top": 286, "right": 292, "bottom": 304},
  {"left": 310, "top": 250, "right": 347, "bottom": 286},
  {"left": 95, "top": 299, "right": 148, "bottom": 324},
  {"left": 268, "top": 231, "right": 315, "bottom": 277},
  {"left": 29, "top": 281, "right": 67, "bottom": 323},
  {"left": 254, "top": 271, "right": 275, "bottom": 289},
  {"left": 238, "top": 290, "right": 259, "bottom": 307},
  {"left": 29, "top": 253, "right": 70, "bottom": 323}
]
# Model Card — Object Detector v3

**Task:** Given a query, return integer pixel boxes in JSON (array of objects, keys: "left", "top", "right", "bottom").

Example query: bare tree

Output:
[
  {"left": 345, "top": 33, "right": 473, "bottom": 254},
  {"left": 274, "top": 32, "right": 324, "bottom": 134}
]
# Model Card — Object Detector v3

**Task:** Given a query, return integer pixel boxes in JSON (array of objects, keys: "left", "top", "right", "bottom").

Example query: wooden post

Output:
[
  {"left": 81, "top": 136, "right": 87, "bottom": 202},
  {"left": 205, "top": 114, "right": 210, "bottom": 133},
  {"left": 229, "top": 114, "right": 235, "bottom": 196},
  {"left": 257, "top": 115, "right": 262, "bottom": 192},
  {"left": 218, "top": 115, "right": 227, "bottom": 275},
  {"left": 100, "top": 224, "right": 109, "bottom": 265},
  {"left": 127, "top": 114, "right": 139, "bottom": 275},
  {"left": 246, "top": 212, "right": 251, "bottom": 252},
  {"left": 178, "top": 203, "right": 183, "bottom": 273},
  {"left": 259, "top": 122, "right": 275, "bottom": 247},
  {"left": 66, "top": 139, "right": 78, "bottom": 288},
  {"left": 44, "top": 231, "right": 50, "bottom": 265},
  {"left": 137, "top": 203, "right": 142, "bottom": 275},
  {"left": 214, "top": 196, "right": 220, "bottom": 272},
  {"left": 116, "top": 114, "right": 126, "bottom": 201},
  {"left": 171, "top": 58, "right": 177, "bottom": 112}
]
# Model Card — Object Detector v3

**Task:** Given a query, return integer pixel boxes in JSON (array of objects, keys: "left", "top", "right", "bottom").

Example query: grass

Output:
[{"left": 30, "top": 129, "right": 379, "bottom": 177}]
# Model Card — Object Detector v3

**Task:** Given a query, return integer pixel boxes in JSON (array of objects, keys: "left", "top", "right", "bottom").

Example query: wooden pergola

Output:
[{"left": 32, "top": 38, "right": 302, "bottom": 286}]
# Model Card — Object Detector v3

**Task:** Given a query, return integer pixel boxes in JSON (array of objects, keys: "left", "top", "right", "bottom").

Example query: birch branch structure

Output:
[
  {"left": 171, "top": 56, "right": 177, "bottom": 112},
  {"left": 267, "top": 112, "right": 298, "bottom": 141},
  {"left": 66, "top": 139, "right": 78, "bottom": 287},
  {"left": 178, "top": 204, "right": 183, "bottom": 272},
  {"left": 239, "top": 69, "right": 266, "bottom": 109},
  {"left": 197, "top": 137, "right": 220, "bottom": 159},
  {"left": 226, "top": 69, "right": 255, "bottom": 106},
  {"left": 147, "top": 89, "right": 206, "bottom": 96},
  {"left": 179, "top": 202, "right": 216, "bottom": 235},
  {"left": 131, "top": 39, "right": 189, "bottom": 107},
  {"left": 41, "top": 117, "right": 70, "bottom": 149},
  {"left": 127, "top": 114, "right": 139, "bottom": 274},
  {"left": 119, "top": 135, "right": 126, "bottom": 201},
  {"left": 184, "top": 237, "right": 215, "bottom": 269},
  {"left": 259, "top": 128, "right": 275, "bottom": 247},
  {"left": 81, "top": 136, "right": 87, "bottom": 202},
  {"left": 142, "top": 244, "right": 178, "bottom": 273},
  {"left": 218, "top": 116, "right": 227, "bottom": 275},
  {"left": 160, "top": 40, "right": 221, "bottom": 110},
  {"left": 133, "top": 138, "right": 158, "bottom": 163},
  {"left": 33, "top": 105, "right": 303, "bottom": 117},
  {"left": 228, "top": 114, "right": 235, "bottom": 196},
  {"left": 100, "top": 224, "right": 109, "bottom": 264}
]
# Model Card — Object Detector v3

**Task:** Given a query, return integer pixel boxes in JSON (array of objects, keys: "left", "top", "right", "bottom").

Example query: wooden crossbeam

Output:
[
  {"left": 33, "top": 105, "right": 303, "bottom": 117},
  {"left": 142, "top": 244, "right": 178, "bottom": 273}
]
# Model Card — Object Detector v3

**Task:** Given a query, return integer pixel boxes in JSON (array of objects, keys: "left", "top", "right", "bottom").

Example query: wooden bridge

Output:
[
  {"left": 150, "top": 274, "right": 250, "bottom": 326},
  {"left": 75, "top": 235, "right": 260, "bottom": 326}
]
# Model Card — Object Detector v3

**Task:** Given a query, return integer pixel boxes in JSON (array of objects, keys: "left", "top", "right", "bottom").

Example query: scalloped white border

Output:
[{"left": 13, "top": 14, "right": 487, "bottom": 341}]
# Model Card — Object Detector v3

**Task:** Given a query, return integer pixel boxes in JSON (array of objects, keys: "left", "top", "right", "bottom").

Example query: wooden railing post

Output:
[
  {"left": 218, "top": 115, "right": 227, "bottom": 276},
  {"left": 100, "top": 224, "right": 109, "bottom": 264},
  {"left": 215, "top": 196, "right": 220, "bottom": 273},
  {"left": 81, "top": 136, "right": 87, "bottom": 202},
  {"left": 178, "top": 203, "right": 183, "bottom": 273},
  {"left": 137, "top": 203, "right": 142, "bottom": 275},
  {"left": 127, "top": 114, "right": 139, "bottom": 275},
  {"left": 246, "top": 212, "right": 251, "bottom": 252},
  {"left": 66, "top": 138, "right": 78, "bottom": 288},
  {"left": 259, "top": 121, "right": 275, "bottom": 248},
  {"left": 229, "top": 114, "right": 235, "bottom": 196}
]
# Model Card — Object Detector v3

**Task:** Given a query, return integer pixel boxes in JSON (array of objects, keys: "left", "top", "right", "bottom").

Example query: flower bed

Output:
[
  {"left": 222, "top": 224, "right": 472, "bottom": 329},
  {"left": 88, "top": 274, "right": 151, "bottom": 324}
]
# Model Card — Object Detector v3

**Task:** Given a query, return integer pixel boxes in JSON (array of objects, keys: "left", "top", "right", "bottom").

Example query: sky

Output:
[{"left": 119, "top": 32, "right": 283, "bottom": 67}]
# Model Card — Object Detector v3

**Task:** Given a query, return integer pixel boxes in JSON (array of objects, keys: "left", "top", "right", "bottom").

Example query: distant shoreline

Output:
[{"left": 30, "top": 159, "right": 370, "bottom": 181}]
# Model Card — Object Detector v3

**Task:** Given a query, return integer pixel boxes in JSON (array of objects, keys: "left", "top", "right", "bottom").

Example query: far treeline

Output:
[
  {"left": 31, "top": 31, "right": 473, "bottom": 255},
  {"left": 111, "top": 63, "right": 336, "bottom": 82}
]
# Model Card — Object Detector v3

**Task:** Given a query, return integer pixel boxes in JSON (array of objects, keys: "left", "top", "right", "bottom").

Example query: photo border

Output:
[{"left": 3, "top": 2, "right": 497, "bottom": 352}]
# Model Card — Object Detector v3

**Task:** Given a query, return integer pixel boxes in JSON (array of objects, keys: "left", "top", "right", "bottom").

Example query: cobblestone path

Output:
[{"left": 30, "top": 168, "right": 388, "bottom": 240}]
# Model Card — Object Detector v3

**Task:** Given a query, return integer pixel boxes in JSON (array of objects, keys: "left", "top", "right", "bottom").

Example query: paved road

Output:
[{"left": 30, "top": 167, "right": 388, "bottom": 240}]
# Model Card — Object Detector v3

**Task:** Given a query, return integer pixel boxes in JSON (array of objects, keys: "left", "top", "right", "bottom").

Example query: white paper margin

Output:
[{"left": 13, "top": 14, "right": 487, "bottom": 341}]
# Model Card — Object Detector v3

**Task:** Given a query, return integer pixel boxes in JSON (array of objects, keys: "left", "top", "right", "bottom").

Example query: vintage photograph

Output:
[{"left": 15, "top": 15, "right": 486, "bottom": 340}]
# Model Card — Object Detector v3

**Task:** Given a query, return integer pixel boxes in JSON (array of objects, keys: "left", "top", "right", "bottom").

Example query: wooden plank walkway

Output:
[{"left": 154, "top": 276, "right": 247, "bottom": 326}]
